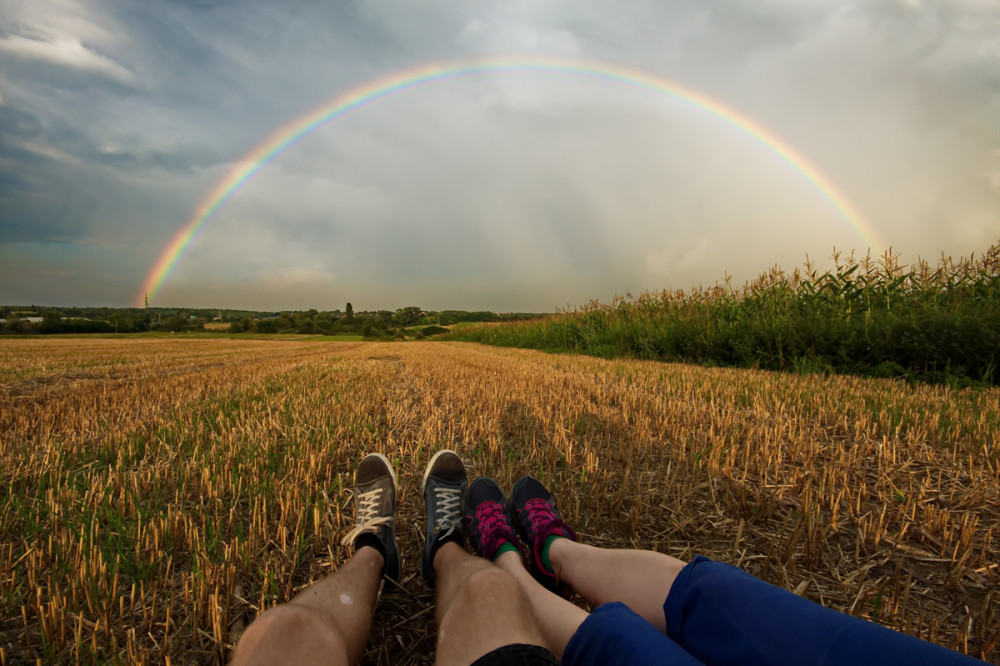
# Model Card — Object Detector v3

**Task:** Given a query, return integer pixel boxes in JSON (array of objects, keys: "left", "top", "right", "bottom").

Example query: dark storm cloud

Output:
[
  {"left": 0, "top": 105, "right": 45, "bottom": 157},
  {"left": 0, "top": 95, "right": 224, "bottom": 249},
  {"left": 0, "top": 105, "right": 93, "bottom": 242}
]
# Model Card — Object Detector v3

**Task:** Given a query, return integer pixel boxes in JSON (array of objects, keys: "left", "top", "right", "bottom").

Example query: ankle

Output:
[
  {"left": 492, "top": 541, "right": 520, "bottom": 562},
  {"left": 540, "top": 534, "right": 568, "bottom": 573},
  {"left": 354, "top": 542, "right": 386, "bottom": 571},
  {"left": 544, "top": 534, "right": 575, "bottom": 572},
  {"left": 432, "top": 540, "right": 463, "bottom": 572},
  {"left": 355, "top": 532, "right": 385, "bottom": 557},
  {"left": 493, "top": 548, "right": 524, "bottom": 571}
]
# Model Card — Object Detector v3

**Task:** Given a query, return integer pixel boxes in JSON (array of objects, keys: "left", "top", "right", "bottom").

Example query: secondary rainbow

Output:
[{"left": 137, "top": 55, "right": 881, "bottom": 305}]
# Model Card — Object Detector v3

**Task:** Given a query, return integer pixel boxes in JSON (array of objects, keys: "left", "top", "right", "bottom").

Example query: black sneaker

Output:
[
  {"left": 340, "top": 453, "right": 401, "bottom": 584},
  {"left": 464, "top": 477, "right": 522, "bottom": 562},
  {"left": 421, "top": 450, "right": 468, "bottom": 587},
  {"left": 509, "top": 475, "right": 577, "bottom": 597}
]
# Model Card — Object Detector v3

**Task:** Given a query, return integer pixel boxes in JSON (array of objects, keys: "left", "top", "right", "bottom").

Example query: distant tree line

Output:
[
  {"left": 0, "top": 303, "right": 544, "bottom": 337},
  {"left": 227, "top": 304, "right": 543, "bottom": 339}
]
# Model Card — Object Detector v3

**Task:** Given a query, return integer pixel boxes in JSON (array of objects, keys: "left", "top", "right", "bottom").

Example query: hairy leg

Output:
[
  {"left": 230, "top": 546, "right": 383, "bottom": 666},
  {"left": 549, "top": 539, "right": 685, "bottom": 633},
  {"left": 492, "top": 550, "right": 589, "bottom": 659},
  {"left": 433, "top": 542, "right": 549, "bottom": 666}
]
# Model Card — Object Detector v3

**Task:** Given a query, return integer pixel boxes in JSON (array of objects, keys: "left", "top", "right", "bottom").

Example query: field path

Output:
[{"left": 1, "top": 339, "right": 997, "bottom": 663}]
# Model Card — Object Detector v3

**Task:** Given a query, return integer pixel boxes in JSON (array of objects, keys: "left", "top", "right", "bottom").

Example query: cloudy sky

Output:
[{"left": 1, "top": 0, "right": 997, "bottom": 311}]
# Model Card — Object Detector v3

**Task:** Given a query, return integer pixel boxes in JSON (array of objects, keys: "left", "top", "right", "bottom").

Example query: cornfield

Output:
[
  {"left": 449, "top": 243, "right": 1000, "bottom": 385},
  {"left": 1, "top": 339, "right": 997, "bottom": 663}
]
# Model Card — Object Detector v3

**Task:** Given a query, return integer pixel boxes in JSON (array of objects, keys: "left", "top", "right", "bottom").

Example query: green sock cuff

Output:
[
  {"left": 540, "top": 535, "right": 566, "bottom": 573},
  {"left": 491, "top": 541, "right": 520, "bottom": 562}
]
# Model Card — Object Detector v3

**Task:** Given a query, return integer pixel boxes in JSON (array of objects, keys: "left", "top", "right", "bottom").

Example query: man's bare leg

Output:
[
  {"left": 549, "top": 539, "right": 685, "bottom": 632},
  {"left": 422, "top": 451, "right": 560, "bottom": 664},
  {"left": 233, "top": 453, "right": 401, "bottom": 665},
  {"left": 230, "top": 546, "right": 383, "bottom": 666},
  {"left": 432, "top": 542, "right": 550, "bottom": 665}
]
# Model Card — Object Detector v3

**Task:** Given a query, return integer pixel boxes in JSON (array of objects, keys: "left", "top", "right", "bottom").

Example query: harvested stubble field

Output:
[{"left": 1, "top": 338, "right": 998, "bottom": 664}]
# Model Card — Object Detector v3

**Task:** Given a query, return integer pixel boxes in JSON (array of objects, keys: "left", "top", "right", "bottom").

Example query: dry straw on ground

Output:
[{"left": 1, "top": 338, "right": 997, "bottom": 664}]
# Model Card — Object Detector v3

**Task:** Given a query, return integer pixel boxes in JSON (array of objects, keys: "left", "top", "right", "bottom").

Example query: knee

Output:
[
  {"left": 437, "top": 566, "right": 547, "bottom": 663},
  {"left": 445, "top": 566, "right": 529, "bottom": 624},
  {"left": 232, "top": 604, "right": 349, "bottom": 665}
]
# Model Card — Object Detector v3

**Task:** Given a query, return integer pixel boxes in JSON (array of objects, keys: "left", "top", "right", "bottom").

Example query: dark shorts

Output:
[
  {"left": 472, "top": 643, "right": 559, "bottom": 666},
  {"left": 563, "top": 555, "right": 983, "bottom": 666},
  {"left": 563, "top": 602, "right": 703, "bottom": 666}
]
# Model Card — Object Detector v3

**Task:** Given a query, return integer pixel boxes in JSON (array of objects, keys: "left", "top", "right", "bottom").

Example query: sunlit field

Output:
[{"left": 1, "top": 339, "right": 997, "bottom": 664}]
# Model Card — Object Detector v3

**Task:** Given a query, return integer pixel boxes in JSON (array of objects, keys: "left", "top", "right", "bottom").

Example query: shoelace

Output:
[
  {"left": 341, "top": 488, "right": 392, "bottom": 547},
  {"left": 524, "top": 498, "right": 576, "bottom": 546},
  {"left": 473, "top": 502, "right": 513, "bottom": 556},
  {"left": 524, "top": 498, "right": 559, "bottom": 533},
  {"left": 433, "top": 486, "right": 462, "bottom": 539}
]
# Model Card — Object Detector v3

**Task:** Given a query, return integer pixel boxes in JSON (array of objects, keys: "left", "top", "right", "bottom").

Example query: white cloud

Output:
[
  {"left": 260, "top": 265, "right": 340, "bottom": 287},
  {"left": 0, "top": 0, "right": 135, "bottom": 83},
  {"left": 461, "top": 19, "right": 489, "bottom": 38},
  {"left": 677, "top": 237, "right": 712, "bottom": 271},
  {"left": 457, "top": 20, "right": 579, "bottom": 54},
  {"left": 0, "top": 34, "right": 134, "bottom": 83},
  {"left": 988, "top": 150, "right": 1000, "bottom": 192},
  {"left": 645, "top": 238, "right": 713, "bottom": 279}
]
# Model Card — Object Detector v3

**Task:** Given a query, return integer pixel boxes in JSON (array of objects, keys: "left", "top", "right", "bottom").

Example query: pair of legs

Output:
[
  {"left": 460, "top": 474, "right": 695, "bottom": 663},
  {"left": 231, "top": 451, "right": 686, "bottom": 665},
  {"left": 230, "top": 541, "right": 684, "bottom": 664},
  {"left": 457, "top": 476, "right": 988, "bottom": 666},
  {"left": 234, "top": 451, "right": 987, "bottom": 665},
  {"left": 230, "top": 542, "right": 551, "bottom": 665},
  {"left": 492, "top": 541, "right": 685, "bottom": 654}
]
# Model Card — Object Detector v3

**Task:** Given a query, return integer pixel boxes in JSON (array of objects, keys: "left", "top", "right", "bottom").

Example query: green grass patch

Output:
[{"left": 298, "top": 334, "right": 366, "bottom": 341}]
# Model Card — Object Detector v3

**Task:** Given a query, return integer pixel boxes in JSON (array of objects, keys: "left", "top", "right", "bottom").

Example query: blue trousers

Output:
[{"left": 563, "top": 555, "right": 984, "bottom": 666}]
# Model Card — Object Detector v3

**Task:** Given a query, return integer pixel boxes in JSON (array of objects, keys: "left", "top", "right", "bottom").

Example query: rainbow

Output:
[{"left": 137, "top": 55, "right": 880, "bottom": 305}]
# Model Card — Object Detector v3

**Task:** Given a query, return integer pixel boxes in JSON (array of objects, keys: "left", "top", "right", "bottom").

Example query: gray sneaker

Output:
[
  {"left": 421, "top": 450, "right": 468, "bottom": 587},
  {"left": 341, "top": 453, "right": 401, "bottom": 583}
]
